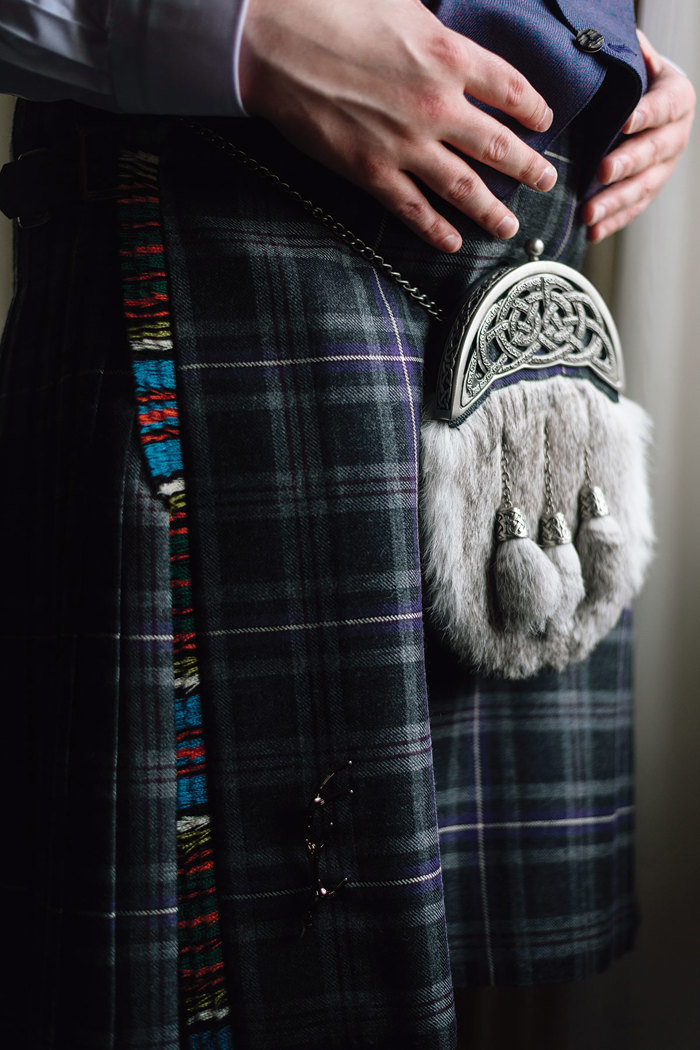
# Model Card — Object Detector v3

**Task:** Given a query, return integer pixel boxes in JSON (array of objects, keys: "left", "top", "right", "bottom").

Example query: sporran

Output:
[{"left": 420, "top": 239, "right": 654, "bottom": 679}]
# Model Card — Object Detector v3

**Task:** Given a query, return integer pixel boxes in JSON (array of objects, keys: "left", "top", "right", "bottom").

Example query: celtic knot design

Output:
[
  {"left": 539, "top": 511, "right": 573, "bottom": 548},
  {"left": 436, "top": 269, "right": 504, "bottom": 412},
  {"left": 579, "top": 485, "right": 610, "bottom": 520},
  {"left": 495, "top": 506, "right": 530, "bottom": 542},
  {"left": 463, "top": 273, "right": 618, "bottom": 408},
  {"left": 433, "top": 257, "right": 624, "bottom": 422}
]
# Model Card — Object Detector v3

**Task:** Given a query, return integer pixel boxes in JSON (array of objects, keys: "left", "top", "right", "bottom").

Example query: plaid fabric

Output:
[
  {"left": 0, "top": 100, "right": 637, "bottom": 1050},
  {"left": 427, "top": 612, "right": 637, "bottom": 988}
]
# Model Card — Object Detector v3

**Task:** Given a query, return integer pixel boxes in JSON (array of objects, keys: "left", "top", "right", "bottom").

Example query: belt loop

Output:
[
  {"left": 0, "top": 126, "right": 120, "bottom": 227},
  {"left": 0, "top": 149, "right": 53, "bottom": 228}
]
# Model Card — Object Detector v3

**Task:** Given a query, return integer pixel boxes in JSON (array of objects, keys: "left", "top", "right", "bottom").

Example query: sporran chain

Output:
[
  {"left": 179, "top": 120, "right": 445, "bottom": 322},
  {"left": 500, "top": 442, "right": 514, "bottom": 510},
  {"left": 543, "top": 423, "right": 555, "bottom": 516}
]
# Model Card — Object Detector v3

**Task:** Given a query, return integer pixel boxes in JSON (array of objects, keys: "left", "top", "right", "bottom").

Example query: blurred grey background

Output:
[{"left": 1, "top": 0, "right": 698, "bottom": 1047}]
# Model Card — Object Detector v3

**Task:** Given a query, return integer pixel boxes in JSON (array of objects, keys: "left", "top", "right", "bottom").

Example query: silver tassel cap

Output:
[
  {"left": 496, "top": 506, "right": 529, "bottom": 541},
  {"left": 539, "top": 511, "right": 573, "bottom": 547},
  {"left": 579, "top": 485, "right": 610, "bottom": 520}
]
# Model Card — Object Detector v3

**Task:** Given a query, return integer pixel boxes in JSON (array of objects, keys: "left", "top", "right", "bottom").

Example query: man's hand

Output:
[
  {"left": 239, "top": 0, "right": 557, "bottom": 253},
  {"left": 584, "top": 30, "right": 696, "bottom": 243}
]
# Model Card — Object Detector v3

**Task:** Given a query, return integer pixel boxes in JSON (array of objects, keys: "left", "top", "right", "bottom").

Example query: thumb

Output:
[{"left": 636, "top": 28, "right": 664, "bottom": 79}]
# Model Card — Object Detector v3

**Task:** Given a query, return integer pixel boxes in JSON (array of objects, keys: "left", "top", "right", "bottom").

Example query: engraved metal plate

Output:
[{"left": 434, "top": 259, "right": 624, "bottom": 423}]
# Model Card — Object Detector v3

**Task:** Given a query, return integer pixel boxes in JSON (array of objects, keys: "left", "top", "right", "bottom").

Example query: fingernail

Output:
[
  {"left": 535, "top": 165, "right": 558, "bottom": 192},
  {"left": 440, "top": 232, "right": 461, "bottom": 253},
  {"left": 536, "top": 106, "right": 554, "bottom": 131},
  {"left": 627, "top": 110, "right": 643, "bottom": 134},
  {"left": 588, "top": 204, "right": 604, "bottom": 225},
  {"left": 496, "top": 215, "right": 519, "bottom": 240},
  {"left": 606, "top": 159, "right": 622, "bottom": 183}
]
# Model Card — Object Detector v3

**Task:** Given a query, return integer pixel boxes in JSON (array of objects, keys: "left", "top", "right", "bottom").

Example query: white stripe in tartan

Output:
[
  {"left": 473, "top": 685, "right": 495, "bottom": 985},
  {"left": 221, "top": 887, "right": 308, "bottom": 902},
  {"left": 351, "top": 869, "right": 444, "bottom": 889},
  {"left": 190, "top": 1007, "right": 230, "bottom": 1025},
  {"left": 179, "top": 354, "right": 424, "bottom": 370},
  {"left": 0, "top": 631, "right": 174, "bottom": 641},
  {"left": 44, "top": 905, "right": 179, "bottom": 919},
  {"left": 203, "top": 612, "right": 423, "bottom": 636},
  {"left": 439, "top": 805, "right": 636, "bottom": 834}
]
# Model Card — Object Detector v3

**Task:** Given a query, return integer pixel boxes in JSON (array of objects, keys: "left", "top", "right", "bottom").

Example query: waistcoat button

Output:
[{"left": 575, "top": 28, "right": 605, "bottom": 54}]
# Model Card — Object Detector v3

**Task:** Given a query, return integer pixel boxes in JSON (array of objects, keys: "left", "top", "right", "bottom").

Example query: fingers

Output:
[
  {"left": 597, "top": 116, "right": 692, "bottom": 185},
  {"left": 361, "top": 161, "right": 521, "bottom": 253},
  {"left": 362, "top": 169, "right": 468, "bottom": 252},
  {"left": 586, "top": 198, "right": 655, "bottom": 244},
  {"left": 621, "top": 61, "right": 696, "bottom": 136},
  {"left": 583, "top": 160, "right": 676, "bottom": 242},
  {"left": 410, "top": 144, "right": 522, "bottom": 242},
  {"left": 458, "top": 36, "right": 554, "bottom": 133},
  {"left": 448, "top": 104, "right": 558, "bottom": 192},
  {"left": 586, "top": 38, "right": 696, "bottom": 241}
]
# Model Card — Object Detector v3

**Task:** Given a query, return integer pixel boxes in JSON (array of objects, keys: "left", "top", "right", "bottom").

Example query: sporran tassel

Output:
[
  {"left": 493, "top": 443, "right": 562, "bottom": 633},
  {"left": 576, "top": 451, "right": 628, "bottom": 604},
  {"left": 539, "top": 424, "right": 585, "bottom": 628}
]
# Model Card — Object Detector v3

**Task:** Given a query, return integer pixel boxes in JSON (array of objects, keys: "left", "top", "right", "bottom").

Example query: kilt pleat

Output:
[{"left": 0, "top": 101, "right": 637, "bottom": 1050}]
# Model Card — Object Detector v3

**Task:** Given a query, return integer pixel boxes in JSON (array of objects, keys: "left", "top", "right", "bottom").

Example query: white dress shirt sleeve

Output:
[{"left": 0, "top": 0, "right": 251, "bottom": 115}]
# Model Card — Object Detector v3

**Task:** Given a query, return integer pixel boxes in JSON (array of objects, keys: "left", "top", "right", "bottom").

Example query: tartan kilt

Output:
[{"left": 0, "top": 101, "right": 637, "bottom": 1050}]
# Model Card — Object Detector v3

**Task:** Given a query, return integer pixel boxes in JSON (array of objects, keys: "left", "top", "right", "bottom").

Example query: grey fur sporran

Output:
[{"left": 420, "top": 241, "right": 654, "bottom": 679}]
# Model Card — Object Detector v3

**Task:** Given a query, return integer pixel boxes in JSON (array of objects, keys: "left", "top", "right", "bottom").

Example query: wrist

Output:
[
  {"left": 238, "top": 0, "right": 280, "bottom": 117},
  {"left": 233, "top": 0, "right": 255, "bottom": 116}
]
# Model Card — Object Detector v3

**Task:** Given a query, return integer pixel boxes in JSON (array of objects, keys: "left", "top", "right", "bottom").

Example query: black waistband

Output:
[{"left": 0, "top": 100, "right": 171, "bottom": 225}]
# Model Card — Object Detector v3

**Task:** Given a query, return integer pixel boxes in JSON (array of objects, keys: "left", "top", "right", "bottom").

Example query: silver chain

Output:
[
  {"left": 543, "top": 423, "right": 555, "bottom": 515},
  {"left": 500, "top": 441, "right": 513, "bottom": 509},
  {"left": 180, "top": 120, "right": 445, "bottom": 322},
  {"left": 583, "top": 445, "right": 593, "bottom": 488}
]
